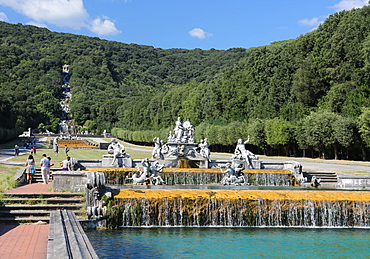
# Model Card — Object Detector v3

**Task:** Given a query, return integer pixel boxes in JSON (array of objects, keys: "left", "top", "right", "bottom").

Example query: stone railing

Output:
[{"left": 47, "top": 210, "right": 99, "bottom": 259}]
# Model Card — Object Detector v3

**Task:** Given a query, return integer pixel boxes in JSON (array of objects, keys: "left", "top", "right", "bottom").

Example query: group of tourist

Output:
[{"left": 24, "top": 153, "right": 72, "bottom": 184}]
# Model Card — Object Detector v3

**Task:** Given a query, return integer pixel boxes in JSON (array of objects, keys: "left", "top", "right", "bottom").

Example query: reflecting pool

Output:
[{"left": 86, "top": 227, "right": 370, "bottom": 258}]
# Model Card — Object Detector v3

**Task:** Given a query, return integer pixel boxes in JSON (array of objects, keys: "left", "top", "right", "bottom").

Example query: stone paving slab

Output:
[
  {"left": 1, "top": 184, "right": 52, "bottom": 258},
  {"left": 5, "top": 183, "right": 52, "bottom": 194},
  {"left": 0, "top": 224, "right": 48, "bottom": 259}
]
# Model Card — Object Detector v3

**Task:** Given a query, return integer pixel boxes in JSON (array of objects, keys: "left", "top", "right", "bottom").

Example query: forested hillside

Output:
[
  {"left": 0, "top": 21, "right": 249, "bottom": 137},
  {"left": 113, "top": 7, "right": 370, "bottom": 160},
  {"left": 1, "top": 6, "right": 370, "bottom": 160}
]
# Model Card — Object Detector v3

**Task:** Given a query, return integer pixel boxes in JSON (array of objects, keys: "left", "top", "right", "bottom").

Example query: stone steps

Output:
[
  {"left": 0, "top": 217, "right": 51, "bottom": 222},
  {"left": 303, "top": 171, "right": 338, "bottom": 185},
  {"left": 0, "top": 193, "right": 85, "bottom": 223},
  {"left": 22, "top": 168, "right": 63, "bottom": 184},
  {"left": 0, "top": 204, "right": 83, "bottom": 209},
  {"left": 2, "top": 198, "right": 83, "bottom": 203}
]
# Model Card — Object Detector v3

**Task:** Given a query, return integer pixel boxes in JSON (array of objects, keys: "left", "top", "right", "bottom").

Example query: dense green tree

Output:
[
  {"left": 300, "top": 111, "right": 338, "bottom": 159},
  {"left": 332, "top": 116, "right": 356, "bottom": 159},
  {"left": 358, "top": 107, "right": 370, "bottom": 147},
  {"left": 247, "top": 119, "right": 267, "bottom": 155},
  {"left": 265, "top": 118, "right": 295, "bottom": 156}
]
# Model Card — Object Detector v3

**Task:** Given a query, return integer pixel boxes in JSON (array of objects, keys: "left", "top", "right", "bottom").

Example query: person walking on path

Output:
[
  {"left": 61, "top": 156, "right": 72, "bottom": 171},
  {"left": 40, "top": 154, "right": 50, "bottom": 184},
  {"left": 31, "top": 145, "right": 36, "bottom": 155},
  {"left": 25, "top": 154, "right": 35, "bottom": 184},
  {"left": 64, "top": 145, "right": 69, "bottom": 156},
  {"left": 54, "top": 143, "right": 58, "bottom": 155},
  {"left": 14, "top": 145, "right": 19, "bottom": 156}
]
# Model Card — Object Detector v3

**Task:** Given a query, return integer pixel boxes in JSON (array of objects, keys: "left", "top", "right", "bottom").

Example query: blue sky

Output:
[{"left": 0, "top": 0, "right": 368, "bottom": 50}]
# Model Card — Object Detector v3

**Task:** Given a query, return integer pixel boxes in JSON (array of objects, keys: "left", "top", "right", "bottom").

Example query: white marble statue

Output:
[
  {"left": 232, "top": 136, "right": 258, "bottom": 165},
  {"left": 171, "top": 117, "right": 195, "bottom": 143},
  {"left": 220, "top": 162, "right": 245, "bottom": 185},
  {"left": 174, "top": 117, "right": 184, "bottom": 142},
  {"left": 150, "top": 161, "right": 165, "bottom": 185},
  {"left": 107, "top": 138, "right": 126, "bottom": 165},
  {"left": 152, "top": 137, "right": 163, "bottom": 159},
  {"left": 198, "top": 138, "right": 211, "bottom": 161}
]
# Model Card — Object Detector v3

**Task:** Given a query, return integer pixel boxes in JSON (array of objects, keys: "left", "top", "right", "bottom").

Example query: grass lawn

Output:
[
  {"left": 7, "top": 138, "right": 154, "bottom": 165},
  {"left": 0, "top": 164, "right": 21, "bottom": 193}
]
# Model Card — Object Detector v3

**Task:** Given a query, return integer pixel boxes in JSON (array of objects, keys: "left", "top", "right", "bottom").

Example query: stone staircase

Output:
[
  {"left": 303, "top": 171, "right": 338, "bottom": 186},
  {"left": 24, "top": 167, "right": 58, "bottom": 184},
  {"left": 0, "top": 192, "right": 85, "bottom": 223},
  {"left": 0, "top": 168, "right": 86, "bottom": 223}
]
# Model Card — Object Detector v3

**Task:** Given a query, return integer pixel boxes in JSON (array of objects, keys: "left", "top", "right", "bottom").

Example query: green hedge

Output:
[{"left": 0, "top": 127, "right": 24, "bottom": 143}]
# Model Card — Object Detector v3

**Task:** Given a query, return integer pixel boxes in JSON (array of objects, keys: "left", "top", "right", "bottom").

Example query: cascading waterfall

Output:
[
  {"left": 243, "top": 172, "right": 293, "bottom": 186},
  {"left": 109, "top": 190, "right": 370, "bottom": 228},
  {"left": 102, "top": 169, "right": 294, "bottom": 186}
]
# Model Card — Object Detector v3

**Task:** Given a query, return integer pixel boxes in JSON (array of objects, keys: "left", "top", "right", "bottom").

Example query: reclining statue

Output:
[{"left": 232, "top": 136, "right": 258, "bottom": 167}]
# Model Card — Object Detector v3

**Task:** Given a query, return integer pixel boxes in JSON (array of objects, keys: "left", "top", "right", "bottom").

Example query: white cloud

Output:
[
  {"left": 0, "top": 0, "right": 89, "bottom": 28},
  {"left": 27, "top": 21, "right": 48, "bottom": 28},
  {"left": 298, "top": 17, "right": 323, "bottom": 27},
  {"left": 331, "top": 0, "right": 368, "bottom": 11},
  {"left": 89, "top": 17, "right": 121, "bottom": 36},
  {"left": 189, "top": 28, "right": 212, "bottom": 39},
  {"left": 0, "top": 12, "right": 8, "bottom": 21}
]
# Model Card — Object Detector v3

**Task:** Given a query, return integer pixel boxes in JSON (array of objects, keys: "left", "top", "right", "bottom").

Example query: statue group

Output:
[
  {"left": 168, "top": 117, "right": 195, "bottom": 143},
  {"left": 220, "top": 135, "right": 260, "bottom": 185},
  {"left": 106, "top": 117, "right": 260, "bottom": 186},
  {"left": 129, "top": 158, "right": 165, "bottom": 185},
  {"left": 152, "top": 117, "right": 211, "bottom": 168}
]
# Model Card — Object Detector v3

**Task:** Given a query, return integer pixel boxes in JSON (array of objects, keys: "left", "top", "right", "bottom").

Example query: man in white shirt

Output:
[
  {"left": 40, "top": 154, "right": 50, "bottom": 184},
  {"left": 62, "top": 156, "right": 72, "bottom": 171}
]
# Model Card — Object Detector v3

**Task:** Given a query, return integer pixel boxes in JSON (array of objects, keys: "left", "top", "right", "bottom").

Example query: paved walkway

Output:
[
  {"left": 5, "top": 183, "right": 52, "bottom": 194},
  {"left": 1, "top": 183, "right": 52, "bottom": 258},
  {"left": 0, "top": 224, "right": 48, "bottom": 259}
]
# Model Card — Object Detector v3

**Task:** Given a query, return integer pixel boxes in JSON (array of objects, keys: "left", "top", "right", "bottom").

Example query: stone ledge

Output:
[{"left": 47, "top": 210, "right": 98, "bottom": 259}]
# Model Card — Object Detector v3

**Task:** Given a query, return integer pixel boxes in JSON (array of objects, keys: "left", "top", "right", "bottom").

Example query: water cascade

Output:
[
  {"left": 87, "top": 168, "right": 294, "bottom": 186},
  {"left": 110, "top": 189, "right": 370, "bottom": 227}
]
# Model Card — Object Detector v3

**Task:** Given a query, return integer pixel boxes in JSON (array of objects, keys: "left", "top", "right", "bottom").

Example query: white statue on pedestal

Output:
[{"left": 107, "top": 138, "right": 126, "bottom": 165}]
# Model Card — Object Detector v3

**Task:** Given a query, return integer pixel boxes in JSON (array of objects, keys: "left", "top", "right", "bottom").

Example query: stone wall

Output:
[{"left": 52, "top": 171, "right": 88, "bottom": 192}]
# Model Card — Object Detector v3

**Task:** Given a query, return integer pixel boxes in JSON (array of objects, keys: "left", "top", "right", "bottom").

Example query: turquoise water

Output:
[{"left": 86, "top": 227, "right": 370, "bottom": 258}]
